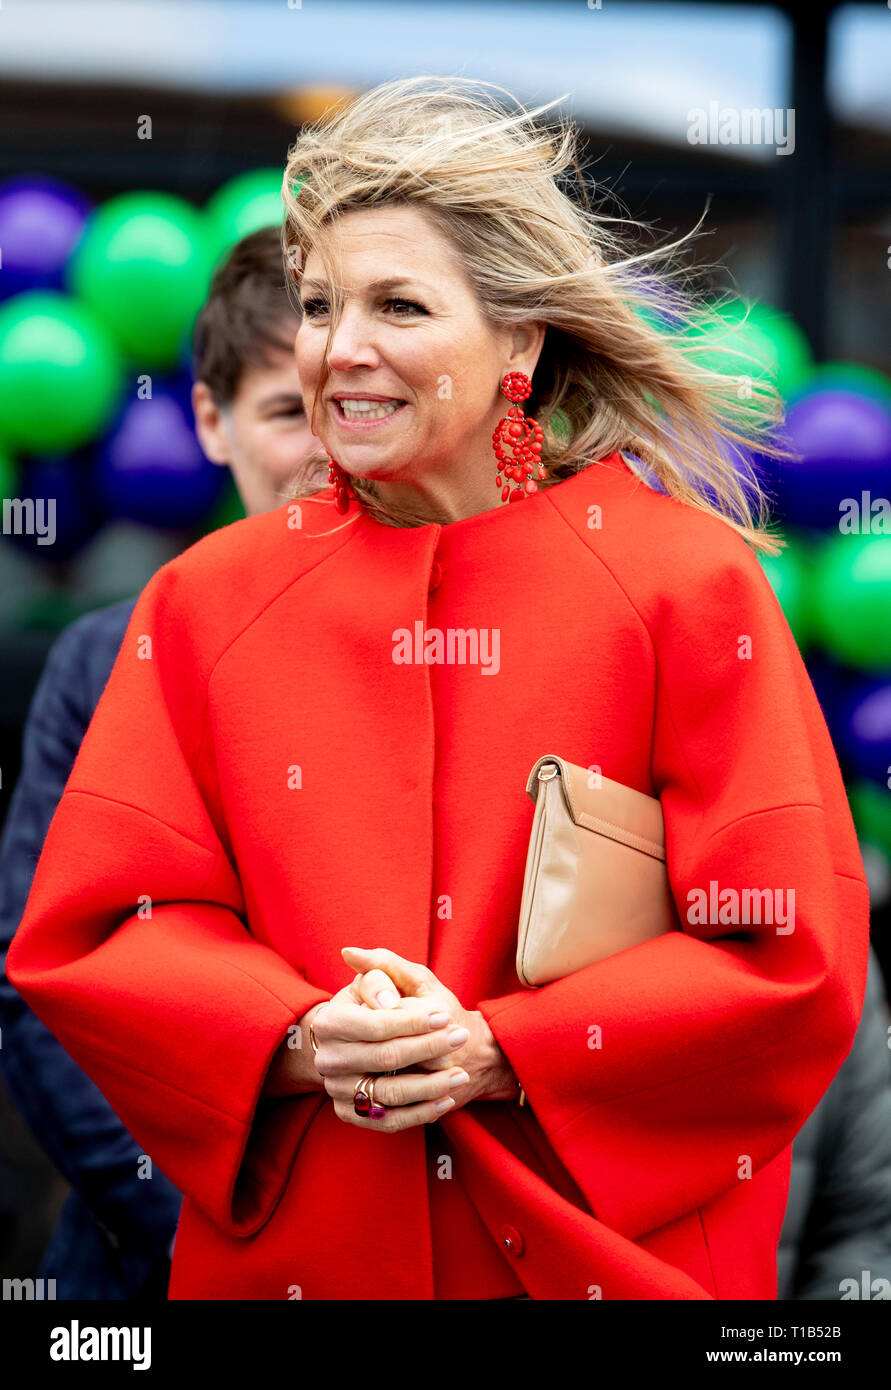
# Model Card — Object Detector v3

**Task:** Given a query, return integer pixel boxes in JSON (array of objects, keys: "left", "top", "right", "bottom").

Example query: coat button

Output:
[
  {"left": 428, "top": 561, "right": 443, "bottom": 592},
  {"left": 500, "top": 1224, "right": 524, "bottom": 1257}
]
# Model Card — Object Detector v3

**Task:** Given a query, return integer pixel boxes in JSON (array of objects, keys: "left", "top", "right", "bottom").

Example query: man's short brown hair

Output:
[{"left": 191, "top": 226, "right": 300, "bottom": 407}]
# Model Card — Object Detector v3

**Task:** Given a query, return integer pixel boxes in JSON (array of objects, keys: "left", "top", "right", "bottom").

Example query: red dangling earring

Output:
[
  {"left": 492, "top": 371, "right": 546, "bottom": 503},
  {"left": 326, "top": 457, "right": 353, "bottom": 514}
]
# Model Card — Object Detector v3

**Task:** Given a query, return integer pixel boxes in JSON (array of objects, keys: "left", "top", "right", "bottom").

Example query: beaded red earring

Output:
[
  {"left": 326, "top": 458, "right": 353, "bottom": 514},
  {"left": 492, "top": 371, "right": 546, "bottom": 502}
]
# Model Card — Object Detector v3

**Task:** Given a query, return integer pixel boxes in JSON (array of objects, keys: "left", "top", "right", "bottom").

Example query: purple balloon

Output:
[
  {"left": 0, "top": 175, "right": 91, "bottom": 300},
  {"left": 624, "top": 269, "right": 687, "bottom": 332},
  {"left": 162, "top": 369, "right": 198, "bottom": 419},
  {"left": 94, "top": 386, "right": 224, "bottom": 529},
  {"left": 658, "top": 429, "right": 771, "bottom": 513},
  {"left": 777, "top": 390, "right": 891, "bottom": 530},
  {"left": 837, "top": 676, "right": 891, "bottom": 789}
]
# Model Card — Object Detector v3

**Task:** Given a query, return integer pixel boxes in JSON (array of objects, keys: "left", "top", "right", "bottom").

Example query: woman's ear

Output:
[{"left": 507, "top": 320, "right": 546, "bottom": 378}]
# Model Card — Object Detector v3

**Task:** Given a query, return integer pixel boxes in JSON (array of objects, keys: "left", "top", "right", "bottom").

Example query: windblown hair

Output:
[{"left": 281, "top": 75, "right": 791, "bottom": 552}]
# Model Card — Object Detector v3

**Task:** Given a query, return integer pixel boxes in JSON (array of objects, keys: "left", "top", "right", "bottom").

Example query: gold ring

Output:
[
  {"left": 365, "top": 1074, "right": 387, "bottom": 1119},
  {"left": 354, "top": 1073, "right": 386, "bottom": 1119},
  {"left": 309, "top": 1003, "right": 330, "bottom": 1056}
]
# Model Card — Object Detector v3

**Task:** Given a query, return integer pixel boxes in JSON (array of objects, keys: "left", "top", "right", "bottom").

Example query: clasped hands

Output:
[{"left": 295, "top": 947, "right": 519, "bottom": 1131}]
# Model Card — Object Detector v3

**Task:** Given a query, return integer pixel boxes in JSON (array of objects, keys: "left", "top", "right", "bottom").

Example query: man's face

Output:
[{"left": 193, "top": 330, "right": 327, "bottom": 516}]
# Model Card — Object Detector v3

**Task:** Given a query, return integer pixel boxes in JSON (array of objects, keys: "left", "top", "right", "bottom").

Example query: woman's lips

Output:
[{"left": 330, "top": 398, "right": 407, "bottom": 429}]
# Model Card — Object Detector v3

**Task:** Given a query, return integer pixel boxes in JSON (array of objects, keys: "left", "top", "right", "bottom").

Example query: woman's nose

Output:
[{"left": 326, "top": 309, "right": 379, "bottom": 372}]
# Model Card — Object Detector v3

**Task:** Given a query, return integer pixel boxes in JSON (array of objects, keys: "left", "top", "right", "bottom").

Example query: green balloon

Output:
[
  {"left": 0, "top": 291, "right": 122, "bottom": 452},
  {"left": 758, "top": 533, "right": 811, "bottom": 648},
  {"left": 16, "top": 591, "right": 86, "bottom": 636},
  {"left": 848, "top": 780, "right": 891, "bottom": 856},
  {"left": 787, "top": 361, "right": 891, "bottom": 408},
  {"left": 205, "top": 169, "right": 285, "bottom": 267},
  {"left": 0, "top": 444, "right": 18, "bottom": 496},
  {"left": 682, "top": 299, "right": 812, "bottom": 402},
  {"left": 68, "top": 192, "right": 214, "bottom": 368},
  {"left": 633, "top": 304, "right": 669, "bottom": 335},
  {"left": 811, "top": 531, "right": 891, "bottom": 670},
  {"left": 200, "top": 476, "right": 246, "bottom": 535}
]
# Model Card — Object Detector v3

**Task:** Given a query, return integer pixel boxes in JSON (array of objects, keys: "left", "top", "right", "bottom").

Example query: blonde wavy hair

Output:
[{"left": 281, "top": 75, "right": 791, "bottom": 553}]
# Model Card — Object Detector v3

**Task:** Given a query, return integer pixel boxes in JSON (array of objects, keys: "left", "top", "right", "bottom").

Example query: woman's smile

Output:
[{"left": 329, "top": 391, "right": 408, "bottom": 428}]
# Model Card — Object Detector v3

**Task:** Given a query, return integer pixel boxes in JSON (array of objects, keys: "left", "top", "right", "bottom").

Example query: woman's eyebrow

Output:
[
  {"left": 365, "top": 277, "right": 434, "bottom": 293},
  {"left": 300, "top": 277, "right": 434, "bottom": 296}
]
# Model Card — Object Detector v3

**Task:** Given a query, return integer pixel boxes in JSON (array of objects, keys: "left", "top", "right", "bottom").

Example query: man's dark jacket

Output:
[
  {"left": 1, "top": 597, "right": 890, "bottom": 1299},
  {"left": 0, "top": 597, "right": 180, "bottom": 1298}
]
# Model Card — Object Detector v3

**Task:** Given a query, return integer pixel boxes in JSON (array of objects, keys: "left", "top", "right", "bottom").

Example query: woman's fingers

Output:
[
  {"left": 314, "top": 992, "right": 451, "bottom": 1046},
  {"left": 325, "top": 1066, "right": 469, "bottom": 1109},
  {"left": 324, "top": 960, "right": 473, "bottom": 1130},
  {"left": 314, "top": 1020, "right": 470, "bottom": 1078},
  {"left": 330, "top": 1070, "right": 467, "bottom": 1132},
  {"left": 341, "top": 946, "right": 435, "bottom": 998},
  {"left": 333, "top": 1095, "right": 456, "bottom": 1132},
  {"left": 353, "top": 967, "right": 401, "bottom": 1010}
]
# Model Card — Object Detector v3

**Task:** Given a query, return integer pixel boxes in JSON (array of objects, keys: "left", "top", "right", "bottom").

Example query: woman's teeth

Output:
[{"left": 337, "top": 399, "right": 401, "bottom": 421}]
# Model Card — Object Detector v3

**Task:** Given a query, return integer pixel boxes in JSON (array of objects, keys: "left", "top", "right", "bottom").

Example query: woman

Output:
[{"left": 8, "top": 77, "right": 869, "bottom": 1301}]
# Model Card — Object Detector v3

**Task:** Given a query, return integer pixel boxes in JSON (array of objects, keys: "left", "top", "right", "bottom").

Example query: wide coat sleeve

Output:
[
  {"left": 477, "top": 535, "right": 870, "bottom": 1243},
  {"left": 6, "top": 562, "right": 333, "bottom": 1238}
]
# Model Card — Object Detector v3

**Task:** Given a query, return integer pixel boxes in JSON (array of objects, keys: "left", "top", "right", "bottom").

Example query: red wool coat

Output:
[{"left": 8, "top": 452, "right": 869, "bottom": 1300}]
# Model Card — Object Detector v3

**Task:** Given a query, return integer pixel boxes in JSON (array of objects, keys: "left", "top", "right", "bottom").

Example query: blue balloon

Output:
[
  {"left": 776, "top": 390, "right": 891, "bottom": 531},
  {"left": 94, "top": 385, "right": 224, "bottom": 529},
  {"left": 10, "top": 450, "right": 107, "bottom": 562},
  {"left": 157, "top": 368, "right": 197, "bottom": 420},
  {"left": 0, "top": 175, "right": 91, "bottom": 301},
  {"left": 837, "top": 675, "right": 891, "bottom": 789},
  {"left": 804, "top": 653, "right": 853, "bottom": 734}
]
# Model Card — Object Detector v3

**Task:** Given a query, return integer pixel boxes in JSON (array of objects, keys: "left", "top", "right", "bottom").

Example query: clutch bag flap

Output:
[{"left": 516, "top": 754, "right": 679, "bottom": 988}]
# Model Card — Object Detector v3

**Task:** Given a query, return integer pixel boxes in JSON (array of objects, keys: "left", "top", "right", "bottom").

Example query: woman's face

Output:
[{"left": 294, "top": 206, "right": 543, "bottom": 502}]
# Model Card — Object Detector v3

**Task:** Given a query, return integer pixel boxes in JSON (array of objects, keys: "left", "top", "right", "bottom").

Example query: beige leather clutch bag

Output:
[{"left": 516, "top": 754, "right": 679, "bottom": 987}]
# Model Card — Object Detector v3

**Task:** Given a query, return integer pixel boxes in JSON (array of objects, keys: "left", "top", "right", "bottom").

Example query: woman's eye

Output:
[
  {"left": 299, "top": 295, "right": 426, "bottom": 318},
  {"left": 385, "top": 297, "right": 427, "bottom": 316}
]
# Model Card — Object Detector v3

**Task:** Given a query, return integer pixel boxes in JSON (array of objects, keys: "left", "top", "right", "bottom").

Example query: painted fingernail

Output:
[
  {"left": 427, "top": 1011, "right": 450, "bottom": 1027},
  {"left": 376, "top": 989, "right": 398, "bottom": 1008},
  {"left": 448, "top": 1027, "right": 469, "bottom": 1048},
  {"left": 449, "top": 1070, "right": 470, "bottom": 1088},
  {"left": 434, "top": 1096, "right": 456, "bottom": 1114}
]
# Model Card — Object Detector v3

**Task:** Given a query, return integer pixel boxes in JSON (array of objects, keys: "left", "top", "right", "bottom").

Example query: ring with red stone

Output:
[
  {"left": 353, "top": 1074, "right": 387, "bottom": 1119},
  {"left": 353, "top": 1075, "right": 373, "bottom": 1117},
  {"left": 365, "top": 1075, "right": 387, "bottom": 1119}
]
